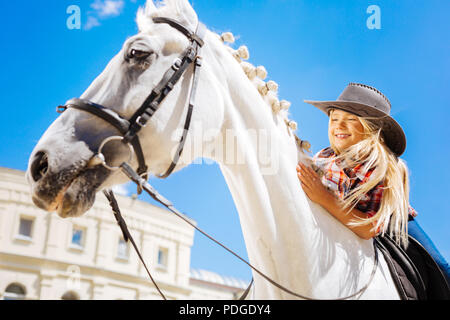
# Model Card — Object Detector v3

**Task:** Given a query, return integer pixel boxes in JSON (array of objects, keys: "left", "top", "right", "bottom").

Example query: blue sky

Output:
[{"left": 0, "top": 0, "right": 448, "bottom": 282}]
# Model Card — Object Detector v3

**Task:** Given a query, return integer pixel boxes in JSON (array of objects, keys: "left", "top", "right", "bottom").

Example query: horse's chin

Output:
[
  {"left": 31, "top": 164, "right": 110, "bottom": 219},
  {"left": 55, "top": 177, "right": 97, "bottom": 218},
  {"left": 60, "top": 165, "right": 111, "bottom": 218}
]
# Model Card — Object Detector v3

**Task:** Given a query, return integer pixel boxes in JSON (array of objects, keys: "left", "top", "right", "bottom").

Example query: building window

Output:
[
  {"left": 117, "top": 237, "right": 129, "bottom": 261},
  {"left": 70, "top": 226, "right": 85, "bottom": 250},
  {"left": 17, "top": 217, "right": 34, "bottom": 241},
  {"left": 157, "top": 247, "right": 168, "bottom": 269},
  {"left": 3, "top": 283, "right": 26, "bottom": 300}
]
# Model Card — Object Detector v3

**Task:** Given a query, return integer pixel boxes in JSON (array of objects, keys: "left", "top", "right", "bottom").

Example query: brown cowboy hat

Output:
[{"left": 304, "top": 82, "right": 406, "bottom": 157}]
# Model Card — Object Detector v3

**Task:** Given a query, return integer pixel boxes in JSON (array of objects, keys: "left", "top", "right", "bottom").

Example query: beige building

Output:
[{"left": 0, "top": 167, "right": 248, "bottom": 300}]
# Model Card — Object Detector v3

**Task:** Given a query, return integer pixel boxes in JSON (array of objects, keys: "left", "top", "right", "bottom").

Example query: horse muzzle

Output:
[{"left": 27, "top": 149, "right": 109, "bottom": 218}]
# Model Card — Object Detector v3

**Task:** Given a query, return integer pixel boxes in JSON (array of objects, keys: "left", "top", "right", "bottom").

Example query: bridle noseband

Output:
[{"left": 58, "top": 17, "right": 207, "bottom": 188}]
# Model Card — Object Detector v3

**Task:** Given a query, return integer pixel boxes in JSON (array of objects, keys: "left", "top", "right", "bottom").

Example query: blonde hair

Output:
[{"left": 328, "top": 109, "right": 412, "bottom": 247}]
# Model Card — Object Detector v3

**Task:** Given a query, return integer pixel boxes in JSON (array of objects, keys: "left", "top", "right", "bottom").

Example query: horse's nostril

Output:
[{"left": 30, "top": 151, "right": 49, "bottom": 182}]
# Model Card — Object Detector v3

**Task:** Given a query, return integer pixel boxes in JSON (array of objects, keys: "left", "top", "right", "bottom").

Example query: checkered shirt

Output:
[{"left": 312, "top": 147, "right": 417, "bottom": 219}]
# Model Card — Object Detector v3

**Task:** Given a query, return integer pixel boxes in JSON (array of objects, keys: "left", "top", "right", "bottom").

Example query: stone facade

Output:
[{"left": 0, "top": 167, "right": 248, "bottom": 300}]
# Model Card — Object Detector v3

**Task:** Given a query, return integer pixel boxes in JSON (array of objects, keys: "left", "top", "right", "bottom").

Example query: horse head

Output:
[{"left": 26, "top": 0, "right": 228, "bottom": 218}]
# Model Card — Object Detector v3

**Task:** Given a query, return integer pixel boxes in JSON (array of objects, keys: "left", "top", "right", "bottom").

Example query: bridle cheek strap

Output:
[{"left": 157, "top": 53, "right": 203, "bottom": 179}]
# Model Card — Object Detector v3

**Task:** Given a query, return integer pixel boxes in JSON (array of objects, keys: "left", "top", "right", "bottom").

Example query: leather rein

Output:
[{"left": 57, "top": 17, "right": 378, "bottom": 300}]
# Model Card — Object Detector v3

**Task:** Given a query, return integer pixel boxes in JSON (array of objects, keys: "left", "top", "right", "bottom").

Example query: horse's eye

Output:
[{"left": 127, "top": 49, "right": 151, "bottom": 61}]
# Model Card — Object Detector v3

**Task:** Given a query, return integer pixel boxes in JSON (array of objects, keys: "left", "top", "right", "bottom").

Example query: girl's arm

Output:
[{"left": 297, "top": 163, "right": 377, "bottom": 240}]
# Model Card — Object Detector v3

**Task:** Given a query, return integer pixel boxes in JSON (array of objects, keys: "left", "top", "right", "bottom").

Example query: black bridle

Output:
[
  {"left": 58, "top": 17, "right": 206, "bottom": 185},
  {"left": 56, "top": 17, "right": 379, "bottom": 300}
]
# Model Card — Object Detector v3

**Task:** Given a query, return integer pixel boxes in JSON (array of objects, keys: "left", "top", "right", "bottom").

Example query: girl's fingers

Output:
[
  {"left": 297, "top": 172, "right": 311, "bottom": 189},
  {"left": 301, "top": 181, "right": 311, "bottom": 191},
  {"left": 298, "top": 165, "right": 310, "bottom": 180},
  {"left": 297, "top": 165, "right": 317, "bottom": 201},
  {"left": 299, "top": 163, "right": 314, "bottom": 181},
  {"left": 301, "top": 181, "right": 312, "bottom": 199},
  {"left": 297, "top": 171, "right": 304, "bottom": 183},
  {"left": 308, "top": 167, "right": 319, "bottom": 179},
  {"left": 305, "top": 164, "right": 316, "bottom": 177},
  {"left": 301, "top": 163, "right": 319, "bottom": 182}
]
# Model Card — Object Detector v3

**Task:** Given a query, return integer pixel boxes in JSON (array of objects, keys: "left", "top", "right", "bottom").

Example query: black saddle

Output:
[{"left": 375, "top": 233, "right": 450, "bottom": 300}]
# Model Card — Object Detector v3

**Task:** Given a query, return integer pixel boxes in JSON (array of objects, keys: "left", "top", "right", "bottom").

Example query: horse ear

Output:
[
  {"left": 136, "top": 1, "right": 155, "bottom": 31},
  {"left": 137, "top": 0, "right": 198, "bottom": 32},
  {"left": 144, "top": 0, "right": 157, "bottom": 15},
  {"left": 170, "top": 0, "right": 198, "bottom": 29}
]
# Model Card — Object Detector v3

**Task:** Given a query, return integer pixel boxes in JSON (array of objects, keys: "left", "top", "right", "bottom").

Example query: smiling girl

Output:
[{"left": 297, "top": 83, "right": 449, "bottom": 285}]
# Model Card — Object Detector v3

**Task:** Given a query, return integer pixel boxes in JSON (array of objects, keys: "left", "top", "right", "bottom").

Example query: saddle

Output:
[{"left": 375, "top": 233, "right": 450, "bottom": 300}]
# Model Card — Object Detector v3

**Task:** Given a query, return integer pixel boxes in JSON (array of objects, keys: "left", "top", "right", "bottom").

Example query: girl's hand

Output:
[
  {"left": 296, "top": 163, "right": 377, "bottom": 240},
  {"left": 296, "top": 162, "right": 331, "bottom": 206}
]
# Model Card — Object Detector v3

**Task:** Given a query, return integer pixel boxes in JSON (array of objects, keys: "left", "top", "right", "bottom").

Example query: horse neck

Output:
[{"left": 207, "top": 39, "right": 323, "bottom": 298}]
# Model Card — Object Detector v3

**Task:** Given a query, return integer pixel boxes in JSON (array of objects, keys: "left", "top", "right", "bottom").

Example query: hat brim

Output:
[{"left": 304, "top": 100, "right": 406, "bottom": 157}]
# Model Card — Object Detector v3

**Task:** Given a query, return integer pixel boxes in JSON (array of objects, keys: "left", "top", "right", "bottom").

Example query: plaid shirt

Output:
[{"left": 312, "top": 147, "right": 417, "bottom": 219}]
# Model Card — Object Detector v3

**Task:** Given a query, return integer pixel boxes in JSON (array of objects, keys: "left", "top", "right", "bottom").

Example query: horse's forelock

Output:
[{"left": 136, "top": 0, "right": 198, "bottom": 33}]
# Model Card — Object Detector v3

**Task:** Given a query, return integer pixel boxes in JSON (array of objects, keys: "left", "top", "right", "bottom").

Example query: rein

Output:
[{"left": 57, "top": 17, "right": 379, "bottom": 300}]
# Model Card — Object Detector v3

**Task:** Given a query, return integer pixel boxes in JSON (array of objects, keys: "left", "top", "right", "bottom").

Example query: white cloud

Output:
[
  {"left": 84, "top": 16, "right": 101, "bottom": 30},
  {"left": 91, "top": 0, "right": 125, "bottom": 18},
  {"left": 84, "top": 0, "right": 127, "bottom": 30}
]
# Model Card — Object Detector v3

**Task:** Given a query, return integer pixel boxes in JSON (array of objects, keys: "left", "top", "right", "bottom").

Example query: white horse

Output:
[{"left": 26, "top": 0, "right": 399, "bottom": 299}]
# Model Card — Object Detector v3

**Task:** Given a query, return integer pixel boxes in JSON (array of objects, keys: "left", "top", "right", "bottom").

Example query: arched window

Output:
[
  {"left": 61, "top": 291, "right": 80, "bottom": 300},
  {"left": 4, "top": 283, "right": 26, "bottom": 300}
]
